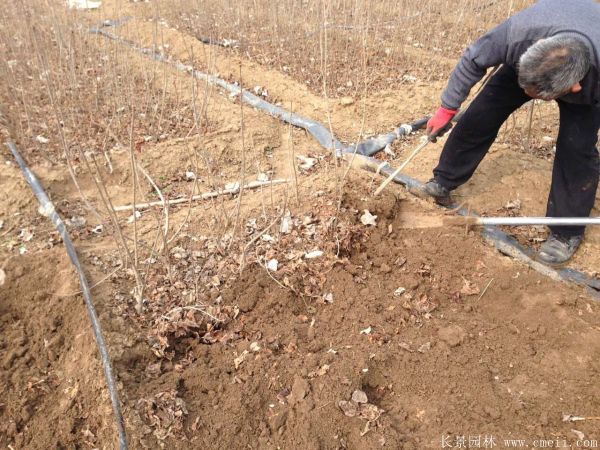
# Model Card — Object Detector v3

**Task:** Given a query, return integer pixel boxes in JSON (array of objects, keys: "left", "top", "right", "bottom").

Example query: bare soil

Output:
[{"left": 1, "top": 1, "right": 599, "bottom": 449}]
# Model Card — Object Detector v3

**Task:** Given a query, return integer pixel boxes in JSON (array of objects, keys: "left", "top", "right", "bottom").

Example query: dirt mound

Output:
[{"left": 107, "top": 176, "right": 600, "bottom": 449}]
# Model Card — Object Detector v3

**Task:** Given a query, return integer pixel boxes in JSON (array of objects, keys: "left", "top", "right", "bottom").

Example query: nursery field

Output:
[{"left": 0, "top": 0, "right": 599, "bottom": 449}]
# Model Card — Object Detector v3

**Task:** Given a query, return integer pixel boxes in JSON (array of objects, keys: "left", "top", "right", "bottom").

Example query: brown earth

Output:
[{"left": 1, "top": 1, "right": 599, "bottom": 450}]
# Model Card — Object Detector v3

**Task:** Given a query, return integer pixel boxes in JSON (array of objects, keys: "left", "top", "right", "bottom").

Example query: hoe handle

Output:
[{"left": 374, "top": 138, "right": 430, "bottom": 195}]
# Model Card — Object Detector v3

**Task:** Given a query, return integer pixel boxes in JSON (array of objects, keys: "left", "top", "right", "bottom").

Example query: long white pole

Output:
[{"left": 477, "top": 217, "right": 600, "bottom": 226}]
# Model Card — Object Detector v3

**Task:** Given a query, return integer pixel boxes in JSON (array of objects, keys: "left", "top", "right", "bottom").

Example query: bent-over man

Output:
[{"left": 422, "top": 0, "right": 600, "bottom": 265}]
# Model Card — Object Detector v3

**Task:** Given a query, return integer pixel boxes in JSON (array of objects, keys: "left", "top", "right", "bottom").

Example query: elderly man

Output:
[{"left": 422, "top": 0, "right": 600, "bottom": 265}]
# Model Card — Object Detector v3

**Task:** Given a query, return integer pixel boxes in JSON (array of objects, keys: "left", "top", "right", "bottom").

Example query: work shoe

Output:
[
  {"left": 537, "top": 233, "right": 583, "bottom": 266},
  {"left": 410, "top": 179, "right": 452, "bottom": 206}
]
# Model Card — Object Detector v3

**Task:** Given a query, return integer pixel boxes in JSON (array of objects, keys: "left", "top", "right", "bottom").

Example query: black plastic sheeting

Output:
[
  {"left": 481, "top": 225, "right": 600, "bottom": 299},
  {"left": 7, "top": 142, "right": 129, "bottom": 449},
  {"left": 91, "top": 22, "right": 600, "bottom": 298},
  {"left": 91, "top": 25, "right": 427, "bottom": 156},
  {"left": 90, "top": 27, "right": 347, "bottom": 153},
  {"left": 194, "top": 35, "right": 239, "bottom": 48},
  {"left": 96, "top": 17, "right": 132, "bottom": 29},
  {"left": 346, "top": 116, "right": 430, "bottom": 156}
]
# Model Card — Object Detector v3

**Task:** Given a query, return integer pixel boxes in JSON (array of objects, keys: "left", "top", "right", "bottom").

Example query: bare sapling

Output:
[{"left": 228, "top": 62, "right": 248, "bottom": 248}]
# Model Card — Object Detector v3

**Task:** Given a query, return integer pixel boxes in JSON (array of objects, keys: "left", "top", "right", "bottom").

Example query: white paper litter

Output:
[
  {"left": 296, "top": 155, "right": 317, "bottom": 171},
  {"left": 351, "top": 390, "right": 368, "bottom": 404},
  {"left": 253, "top": 86, "right": 268, "bottom": 97},
  {"left": 304, "top": 250, "right": 323, "bottom": 259},
  {"left": 394, "top": 287, "right": 406, "bottom": 297},
  {"left": 563, "top": 414, "right": 586, "bottom": 423},
  {"left": 504, "top": 199, "right": 522, "bottom": 210},
  {"left": 234, "top": 350, "right": 249, "bottom": 370},
  {"left": 35, "top": 135, "right": 50, "bottom": 144},
  {"left": 67, "top": 0, "right": 102, "bottom": 9},
  {"left": 221, "top": 38, "right": 239, "bottom": 48},
  {"left": 19, "top": 228, "right": 33, "bottom": 242},
  {"left": 246, "top": 218, "right": 257, "bottom": 231},
  {"left": 66, "top": 216, "right": 87, "bottom": 228},
  {"left": 127, "top": 211, "right": 141, "bottom": 223},
  {"left": 257, "top": 173, "right": 270, "bottom": 182},
  {"left": 250, "top": 342, "right": 261, "bottom": 352},
  {"left": 267, "top": 259, "right": 279, "bottom": 272},
  {"left": 417, "top": 342, "right": 431, "bottom": 353},
  {"left": 38, "top": 203, "right": 55, "bottom": 217},
  {"left": 225, "top": 181, "right": 241, "bottom": 192},
  {"left": 280, "top": 212, "right": 292, "bottom": 234},
  {"left": 360, "top": 210, "right": 377, "bottom": 226}
]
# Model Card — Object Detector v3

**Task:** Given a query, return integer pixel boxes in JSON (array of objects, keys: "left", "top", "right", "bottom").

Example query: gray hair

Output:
[{"left": 518, "top": 35, "right": 590, "bottom": 99}]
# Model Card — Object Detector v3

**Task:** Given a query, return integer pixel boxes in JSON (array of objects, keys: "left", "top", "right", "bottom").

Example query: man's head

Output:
[{"left": 518, "top": 35, "right": 590, "bottom": 100}]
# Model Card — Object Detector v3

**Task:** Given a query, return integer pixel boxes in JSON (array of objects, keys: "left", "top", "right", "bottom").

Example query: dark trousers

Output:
[{"left": 434, "top": 65, "right": 600, "bottom": 237}]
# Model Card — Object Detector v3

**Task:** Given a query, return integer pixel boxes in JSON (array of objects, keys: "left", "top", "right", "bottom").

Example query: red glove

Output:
[{"left": 426, "top": 106, "right": 458, "bottom": 142}]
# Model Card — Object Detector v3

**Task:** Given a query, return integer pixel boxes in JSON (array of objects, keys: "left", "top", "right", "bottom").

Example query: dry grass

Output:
[
  {"left": 169, "top": 0, "right": 534, "bottom": 97},
  {"left": 0, "top": 0, "right": 209, "bottom": 299},
  {"left": 0, "top": 0, "right": 558, "bottom": 308},
  {"left": 0, "top": 2, "right": 208, "bottom": 168}
]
